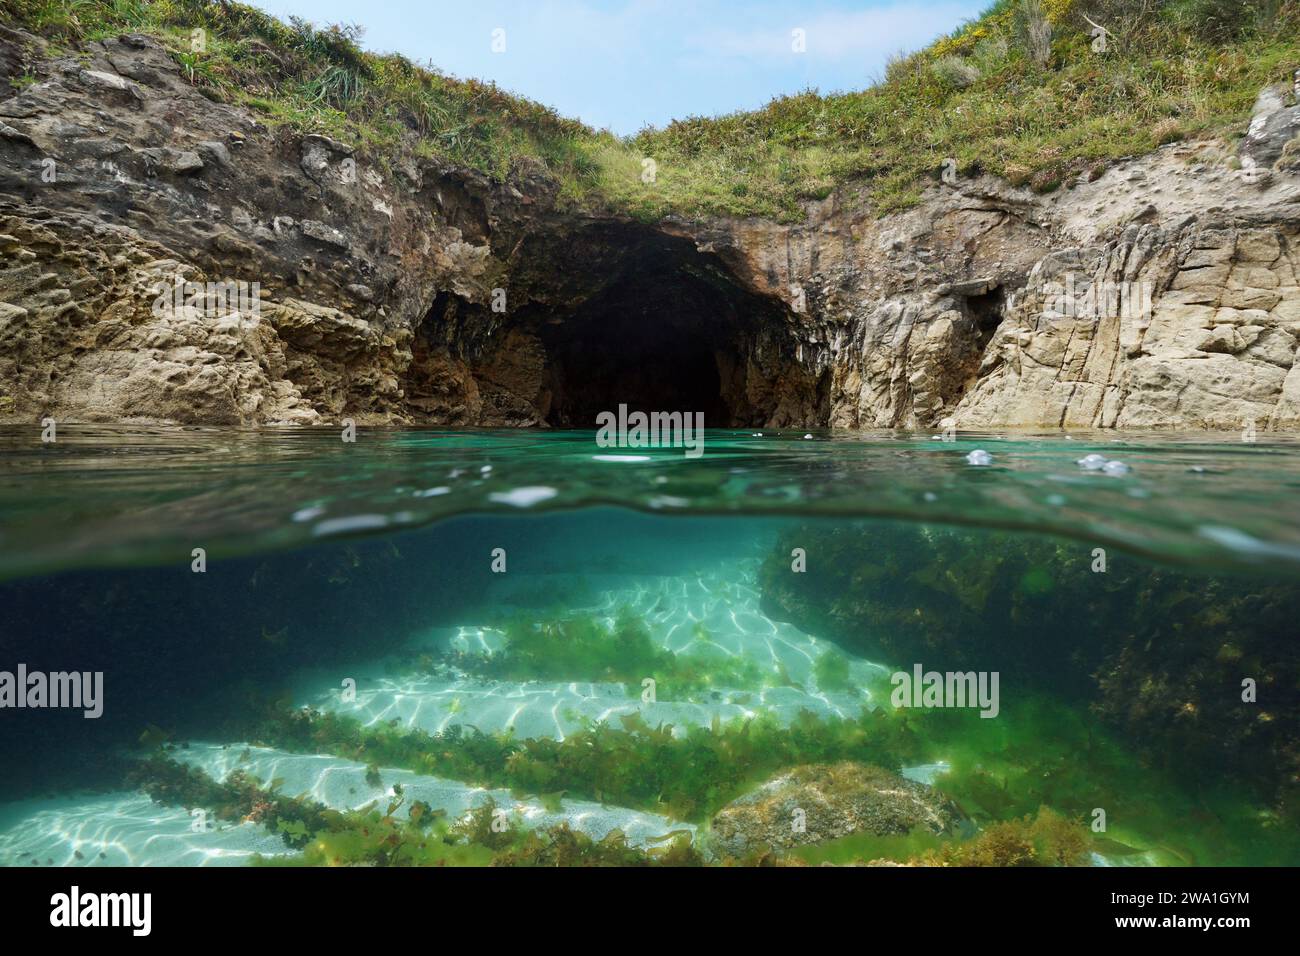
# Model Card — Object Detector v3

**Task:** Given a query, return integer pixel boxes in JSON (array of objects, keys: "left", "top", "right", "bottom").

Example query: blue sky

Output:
[{"left": 252, "top": 1, "right": 989, "bottom": 135}]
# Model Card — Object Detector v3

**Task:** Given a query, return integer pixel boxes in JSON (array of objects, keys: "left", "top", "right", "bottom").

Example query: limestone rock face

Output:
[
  {"left": 0, "top": 27, "right": 527, "bottom": 426},
  {"left": 953, "top": 215, "right": 1300, "bottom": 430},
  {"left": 0, "top": 23, "right": 1297, "bottom": 431},
  {"left": 708, "top": 762, "right": 964, "bottom": 859},
  {"left": 1241, "top": 76, "right": 1300, "bottom": 173},
  {"left": 671, "top": 145, "right": 1300, "bottom": 432}
]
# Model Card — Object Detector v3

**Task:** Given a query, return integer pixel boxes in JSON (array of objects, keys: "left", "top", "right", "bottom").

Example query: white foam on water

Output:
[
  {"left": 313, "top": 514, "right": 395, "bottom": 537},
  {"left": 488, "top": 486, "right": 558, "bottom": 507}
]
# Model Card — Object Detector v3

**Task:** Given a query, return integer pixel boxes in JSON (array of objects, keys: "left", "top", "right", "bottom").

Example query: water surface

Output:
[{"left": 0, "top": 426, "right": 1296, "bottom": 867}]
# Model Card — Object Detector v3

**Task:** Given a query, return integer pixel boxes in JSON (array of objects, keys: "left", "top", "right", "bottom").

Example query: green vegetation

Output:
[
  {"left": 445, "top": 608, "right": 773, "bottom": 698},
  {"left": 761, "top": 520, "right": 1300, "bottom": 825},
  {"left": 884, "top": 690, "right": 1300, "bottom": 866},
  {"left": 247, "top": 702, "right": 927, "bottom": 823},
  {"left": 812, "top": 648, "right": 855, "bottom": 693},
  {"left": 3, "top": 0, "right": 1297, "bottom": 220},
  {"left": 131, "top": 709, "right": 1109, "bottom": 866},
  {"left": 130, "top": 754, "right": 702, "bottom": 866},
  {"left": 788, "top": 806, "right": 1089, "bottom": 866},
  {"left": 0, "top": 0, "right": 602, "bottom": 185},
  {"left": 239, "top": 681, "right": 1295, "bottom": 864},
  {"left": 134, "top": 676, "right": 1300, "bottom": 864},
  {"left": 921, "top": 807, "right": 1090, "bottom": 866},
  {"left": 621, "top": 0, "right": 1300, "bottom": 218}
]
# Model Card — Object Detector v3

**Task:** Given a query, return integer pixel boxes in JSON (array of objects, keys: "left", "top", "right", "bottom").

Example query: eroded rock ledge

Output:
[{"left": 1, "top": 28, "right": 1298, "bottom": 430}]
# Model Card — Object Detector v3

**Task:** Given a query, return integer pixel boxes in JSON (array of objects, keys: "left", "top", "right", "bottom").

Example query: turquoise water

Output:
[{"left": 0, "top": 426, "right": 1297, "bottom": 867}]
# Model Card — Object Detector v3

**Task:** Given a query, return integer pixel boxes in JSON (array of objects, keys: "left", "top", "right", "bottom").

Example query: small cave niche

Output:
[
  {"left": 426, "top": 174, "right": 490, "bottom": 245},
  {"left": 404, "top": 290, "right": 455, "bottom": 416},
  {"left": 964, "top": 284, "right": 1007, "bottom": 352}
]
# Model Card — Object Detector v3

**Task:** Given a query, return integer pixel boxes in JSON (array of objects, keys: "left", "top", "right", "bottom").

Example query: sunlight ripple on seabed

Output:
[
  {"left": 0, "top": 562, "right": 890, "bottom": 865},
  {"left": 298, "top": 562, "right": 890, "bottom": 741},
  {"left": 0, "top": 793, "right": 290, "bottom": 867}
]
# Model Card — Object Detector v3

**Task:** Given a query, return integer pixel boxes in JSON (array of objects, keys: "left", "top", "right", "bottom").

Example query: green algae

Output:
[
  {"left": 812, "top": 649, "right": 856, "bottom": 694},
  {"left": 135, "top": 674, "right": 1300, "bottom": 866},
  {"left": 917, "top": 808, "right": 1089, "bottom": 867},
  {"left": 128, "top": 753, "right": 702, "bottom": 867},
  {"left": 446, "top": 607, "right": 770, "bottom": 698},
  {"left": 244, "top": 702, "right": 927, "bottom": 824},
  {"left": 896, "top": 692, "right": 1300, "bottom": 866},
  {"left": 761, "top": 520, "right": 1300, "bottom": 820},
  {"left": 226, "top": 670, "right": 1300, "bottom": 865}
]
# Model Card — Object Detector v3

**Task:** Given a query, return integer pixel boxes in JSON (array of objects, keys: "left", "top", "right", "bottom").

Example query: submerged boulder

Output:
[{"left": 708, "top": 762, "right": 964, "bottom": 859}]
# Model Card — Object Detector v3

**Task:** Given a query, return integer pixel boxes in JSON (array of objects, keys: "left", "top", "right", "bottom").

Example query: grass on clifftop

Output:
[
  {"left": 1, "top": 0, "right": 605, "bottom": 187},
  {"left": 617, "top": 0, "right": 1300, "bottom": 219},
  {"left": 4, "top": 0, "right": 1300, "bottom": 221}
]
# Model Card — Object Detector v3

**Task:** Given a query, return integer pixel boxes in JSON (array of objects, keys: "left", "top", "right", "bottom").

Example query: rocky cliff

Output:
[{"left": 1, "top": 26, "right": 1298, "bottom": 430}]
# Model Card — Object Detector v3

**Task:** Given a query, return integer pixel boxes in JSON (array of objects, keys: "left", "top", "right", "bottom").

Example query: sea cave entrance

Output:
[
  {"left": 407, "top": 224, "right": 827, "bottom": 429},
  {"left": 534, "top": 228, "right": 806, "bottom": 429}
]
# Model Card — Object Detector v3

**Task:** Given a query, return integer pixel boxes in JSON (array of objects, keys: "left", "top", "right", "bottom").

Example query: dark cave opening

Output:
[
  {"left": 405, "top": 226, "right": 825, "bottom": 428},
  {"left": 965, "top": 284, "right": 1006, "bottom": 352},
  {"left": 533, "top": 230, "right": 800, "bottom": 429},
  {"left": 541, "top": 304, "right": 730, "bottom": 427}
]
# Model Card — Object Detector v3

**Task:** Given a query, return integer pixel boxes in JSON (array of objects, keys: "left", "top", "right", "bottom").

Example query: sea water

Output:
[{"left": 0, "top": 426, "right": 1296, "bottom": 867}]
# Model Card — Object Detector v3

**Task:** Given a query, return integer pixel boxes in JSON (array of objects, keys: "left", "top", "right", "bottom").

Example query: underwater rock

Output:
[{"left": 707, "top": 762, "right": 964, "bottom": 860}]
